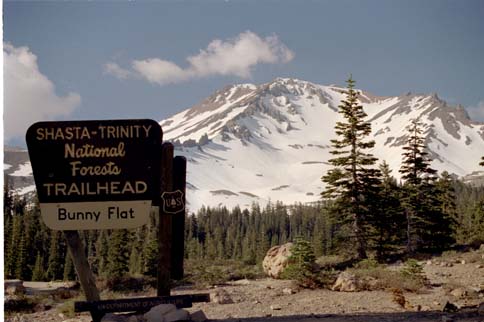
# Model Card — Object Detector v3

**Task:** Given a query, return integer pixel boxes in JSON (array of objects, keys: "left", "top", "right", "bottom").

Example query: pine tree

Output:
[
  {"left": 32, "top": 252, "right": 46, "bottom": 281},
  {"left": 399, "top": 119, "right": 438, "bottom": 253},
  {"left": 321, "top": 76, "right": 380, "bottom": 259},
  {"left": 143, "top": 229, "right": 159, "bottom": 277},
  {"left": 46, "top": 231, "right": 64, "bottom": 280},
  {"left": 281, "top": 236, "right": 319, "bottom": 288},
  {"left": 106, "top": 229, "right": 131, "bottom": 278},
  {"left": 480, "top": 156, "right": 484, "bottom": 167},
  {"left": 95, "top": 230, "right": 109, "bottom": 276},
  {"left": 371, "top": 161, "right": 404, "bottom": 259},
  {"left": 63, "top": 252, "right": 76, "bottom": 281},
  {"left": 430, "top": 171, "right": 457, "bottom": 249},
  {"left": 15, "top": 232, "right": 30, "bottom": 280}
]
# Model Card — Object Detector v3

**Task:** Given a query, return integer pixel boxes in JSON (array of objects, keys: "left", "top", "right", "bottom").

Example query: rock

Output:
[
  {"left": 421, "top": 305, "right": 431, "bottom": 311},
  {"left": 331, "top": 271, "right": 359, "bottom": 292},
  {"left": 231, "top": 279, "right": 250, "bottom": 285},
  {"left": 164, "top": 309, "right": 189, "bottom": 322},
  {"left": 190, "top": 310, "right": 208, "bottom": 322},
  {"left": 450, "top": 287, "right": 467, "bottom": 299},
  {"left": 461, "top": 260, "right": 466, "bottom": 265},
  {"left": 144, "top": 304, "right": 177, "bottom": 322},
  {"left": 101, "top": 313, "right": 128, "bottom": 322},
  {"left": 210, "top": 289, "right": 233, "bottom": 304},
  {"left": 441, "top": 316, "right": 453, "bottom": 322},
  {"left": 478, "top": 302, "right": 484, "bottom": 315},
  {"left": 270, "top": 304, "right": 282, "bottom": 310},
  {"left": 441, "top": 301, "right": 458, "bottom": 313},
  {"left": 282, "top": 288, "right": 296, "bottom": 295},
  {"left": 54, "top": 287, "right": 76, "bottom": 299},
  {"left": 476, "top": 264, "right": 483, "bottom": 269},
  {"left": 262, "top": 243, "right": 293, "bottom": 279},
  {"left": 4, "top": 280, "right": 25, "bottom": 295},
  {"left": 426, "top": 260, "right": 432, "bottom": 265},
  {"left": 127, "top": 316, "right": 141, "bottom": 322},
  {"left": 34, "top": 302, "right": 51, "bottom": 312}
]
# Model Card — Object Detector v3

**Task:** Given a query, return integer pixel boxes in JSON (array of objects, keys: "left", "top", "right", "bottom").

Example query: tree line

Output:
[{"left": 4, "top": 176, "right": 484, "bottom": 281}]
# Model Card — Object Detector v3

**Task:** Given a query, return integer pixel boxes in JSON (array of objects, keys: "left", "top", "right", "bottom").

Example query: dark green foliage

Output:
[
  {"left": 143, "top": 230, "right": 159, "bottom": 277},
  {"left": 32, "top": 252, "right": 46, "bottom": 281},
  {"left": 453, "top": 181, "right": 484, "bottom": 244},
  {"left": 15, "top": 233, "right": 30, "bottom": 280},
  {"left": 95, "top": 230, "right": 109, "bottom": 276},
  {"left": 480, "top": 156, "right": 484, "bottom": 167},
  {"left": 46, "top": 231, "right": 64, "bottom": 280},
  {"left": 399, "top": 119, "right": 437, "bottom": 185},
  {"left": 281, "top": 237, "right": 321, "bottom": 288},
  {"left": 3, "top": 171, "right": 484, "bottom": 282},
  {"left": 370, "top": 161, "right": 405, "bottom": 259},
  {"left": 63, "top": 252, "right": 76, "bottom": 281},
  {"left": 322, "top": 76, "right": 380, "bottom": 259},
  {"left": 106, "top": 229, "right": 131, "bottom": 278},
  {"left": 399, "top": 119, "right": 442, "bottom": 253}
]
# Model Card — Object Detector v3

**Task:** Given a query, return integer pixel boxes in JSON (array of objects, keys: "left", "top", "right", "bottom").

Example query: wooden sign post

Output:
[
  {"left": 171, "top": 156, "right": 187, "bottom": 280},
  {"left": 26, "top": 119, "right": 203, "bottom": 321},
  {"left": 158, "top": 143, "right": 174, "bottom": 296}
]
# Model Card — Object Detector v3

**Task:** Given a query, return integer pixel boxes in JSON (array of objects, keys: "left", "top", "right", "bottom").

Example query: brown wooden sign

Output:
[{"left": 26, "top": 119, "right": 162, "bottom": 230}]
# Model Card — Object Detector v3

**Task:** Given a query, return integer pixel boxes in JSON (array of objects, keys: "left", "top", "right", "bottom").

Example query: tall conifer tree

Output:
[
  {"left": 321, "top": 76, "right": 380, "bottom": 259},
  {"left": 399, "top": 119, "right": 438, "bottom": 252}
]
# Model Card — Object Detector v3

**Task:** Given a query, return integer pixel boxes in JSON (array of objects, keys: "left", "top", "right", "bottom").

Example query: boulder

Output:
[
  {"left": 164, "top": 308, "right": 190, "bottom": 322},
  {"left": 144, "top": 304, "right": 177, "bottom": 322},
  {"left": 190, "top": 310, "right": 208, "bottom": 322},
  {"left": 210, "top": 289, "right": 233, "bottom": 304},
  {"left": 331, "top": 272, "right": 359, "bottom": 292},
  {"left": 441, "top": 301, "right": 458, "bottom": 313},
  {"left": 262, "top": 243, "right": 293, "bottom": 279},
  {"left": 100, "top": 313, "right": 128, "bottom": 322},
  {"left": 478, "top": 302, "right": 484, "bottom": 316},
  {"left": 450, "top": 288, "right": 467, "bottom": 299},
  {"left": 4, "top": 280, "right": 25, "bottom": 296}
]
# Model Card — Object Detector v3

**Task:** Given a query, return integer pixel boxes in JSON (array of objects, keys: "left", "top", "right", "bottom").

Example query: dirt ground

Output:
[{"left": 5, "top": 248, "right": 484, "bottom": 322}]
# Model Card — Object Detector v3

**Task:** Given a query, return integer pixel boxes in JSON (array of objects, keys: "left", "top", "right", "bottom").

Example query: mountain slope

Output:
[{"left": 160, "top": 78, "right": 484, "bottom": 211}]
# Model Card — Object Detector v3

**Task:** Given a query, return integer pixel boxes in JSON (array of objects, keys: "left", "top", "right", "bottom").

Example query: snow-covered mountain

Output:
[
  {"left": 160, "top": 78, "right": 484, "bottom": 211},
  {"left": 5, "top": 78, "right": 484, "bottom": 211}
]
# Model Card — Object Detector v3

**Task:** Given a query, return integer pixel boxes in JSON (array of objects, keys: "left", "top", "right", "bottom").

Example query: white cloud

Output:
[
  {"left": 103, "top": 62, "right": 131, "bottom": 79},
  {"left": 4, "top": 43, "right": 81, "bottom": 142},
  {"left": 132, "top": 58, "right": 188, "bottom": 84},
  {"left": 105, "top": 31, "right": 294, "bottom": 85},
  {"left": 467, "top": 100, "right": 484, "bottom": 122}
]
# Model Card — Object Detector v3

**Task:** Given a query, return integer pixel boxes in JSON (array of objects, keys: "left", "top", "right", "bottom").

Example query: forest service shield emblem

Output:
[{"left": 161, "top": 190, "right": 185, "bottom": 214}]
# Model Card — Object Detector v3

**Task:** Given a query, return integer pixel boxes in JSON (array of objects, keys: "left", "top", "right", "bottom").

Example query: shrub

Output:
[
  {"left": 281, "top": 237, "right": 323, "bottom": 288},
  {"left": 99, "top": 276, "right": 155, "bottom": 293},
  {"left": 184, "top": 260, "right": 264, "bottom": 288},
  {"left": 348, "top": 259, "right": 427, "bottom": 293}
]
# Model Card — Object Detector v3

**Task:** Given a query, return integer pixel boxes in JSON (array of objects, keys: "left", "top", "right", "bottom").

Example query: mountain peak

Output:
[{"left": 159, "top": 78, "right": 484, "bottom": 210}]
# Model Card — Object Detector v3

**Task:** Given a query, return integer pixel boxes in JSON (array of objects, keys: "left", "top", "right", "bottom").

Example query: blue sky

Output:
[{"left": 4, "top": 0, "right": 484, "bottom": 146}]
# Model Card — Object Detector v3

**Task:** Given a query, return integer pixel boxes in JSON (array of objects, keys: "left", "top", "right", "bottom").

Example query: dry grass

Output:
[{"left": 349, "top": 263, "right": 427, "bottom": 293}]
